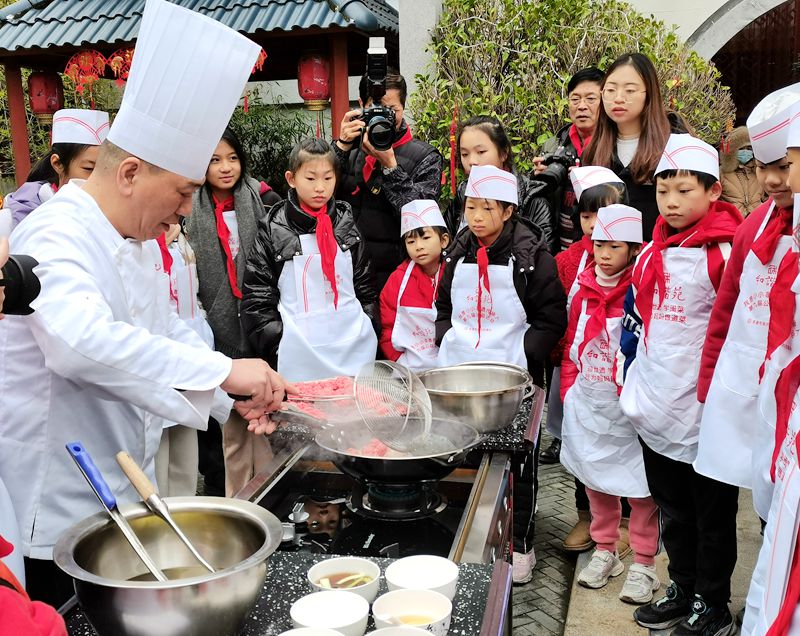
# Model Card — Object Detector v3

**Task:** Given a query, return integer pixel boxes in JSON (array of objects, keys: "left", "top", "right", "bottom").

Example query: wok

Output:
[{"left": 314, "top": 418, "right": 482, "bottom": 484}]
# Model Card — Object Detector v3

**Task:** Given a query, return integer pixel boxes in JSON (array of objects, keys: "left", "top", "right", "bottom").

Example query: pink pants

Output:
[{"left": 585, "top": 488, "right": 659, "bottom": 566}]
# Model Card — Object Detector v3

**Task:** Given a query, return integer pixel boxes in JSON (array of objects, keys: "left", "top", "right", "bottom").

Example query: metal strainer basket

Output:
[{"left": 354, "top": 361, "right": 433, "bottom": 452}]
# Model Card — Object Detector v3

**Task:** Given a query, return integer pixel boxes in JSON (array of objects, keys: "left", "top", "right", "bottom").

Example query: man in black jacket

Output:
[{"left": 334, "top": 69, "right": 443, "bottom": 290}]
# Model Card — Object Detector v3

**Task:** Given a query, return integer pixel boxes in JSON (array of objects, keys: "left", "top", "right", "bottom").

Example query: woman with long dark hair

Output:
[{"left": 582, "top": 53, "right": 683, "bottom": 240}]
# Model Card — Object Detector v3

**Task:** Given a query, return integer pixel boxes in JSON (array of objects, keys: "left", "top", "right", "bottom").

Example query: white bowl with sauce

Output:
[
  {"left": 372, "top": 589, "right": 452, "bottom": 636},
  {"left": 291, "top": 591, "right": 369, "bottom": 636},
  {"left": 385, "top": 555, "right": 459, "bottom": 600},
  {"left": 307, "top": 556, "right": 381, "bottom": 602},
  {"left": 368, "top": 628, "right": 430, "bottom": 635}
]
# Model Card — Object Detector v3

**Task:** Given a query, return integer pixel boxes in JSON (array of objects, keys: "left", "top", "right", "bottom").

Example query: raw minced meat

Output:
[{"left": 293, "top": 376, "right": 354, "bottom": 397}]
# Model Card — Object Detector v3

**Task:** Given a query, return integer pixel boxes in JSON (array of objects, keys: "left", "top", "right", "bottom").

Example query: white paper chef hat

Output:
[
  {"left": 784, "top": 106, "right": 800, "bottom": 149},
  {"left": 655, "top": 133, "right": 720, "bottom": 180},
  {"left": 400, "top": 199, "right": 446, "bottom": 236},
  {"left": 107, "top": 0, "right": 260, "bottom": 180},
  {"left": 569, "top": 166, "right": 625, "bottom": 203},
  {"left": 747, "top": 83, "right": 800, "bottom": 162},
  {"left": 464, "top": 165, "right": 518, "bottom": 206},
  {"left": 51, "top": 109, "right": 109, "bottom": 145},
  {"left": 592, "top": 204, "right": 643, "bottom": 243}
]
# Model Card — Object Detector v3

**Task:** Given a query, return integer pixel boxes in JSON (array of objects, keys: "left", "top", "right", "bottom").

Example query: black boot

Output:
[{"left": 539, "top": 438, "right": 561, "bottom": 465}]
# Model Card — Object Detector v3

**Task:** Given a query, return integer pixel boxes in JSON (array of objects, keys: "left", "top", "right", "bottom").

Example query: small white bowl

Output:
[
  {"left": 291, "top": 591, "right": 369, "bottom": 636},
  {"left": 369, "top": 628, "right": 430, "bottom": 635},
  {"left": 372, "top": 589, "right": 452, "bottom": 636},
  {"left": 308, "top": 556, "right": 381, "bottom": 602},
  {"left": 384, "top": 555, "right": 459, "bottom": 600},
  {"left": 280, "top": 629, "right": 343, "bottom": 636}
]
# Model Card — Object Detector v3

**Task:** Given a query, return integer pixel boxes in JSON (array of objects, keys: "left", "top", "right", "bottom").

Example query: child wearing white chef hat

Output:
[
  {"left": 559, "top": 204, "right": 659, "bottom": 603},
  {"left": 436, "top": 164, "right": 567, "bottom": 584},
  {"left": 697, "top": 85, "right": 800, "bottom": 526},
  {"left": 378, "top": 199, "right": 449, "bottom": 371},
  {"left": 545, "top": 165, "right": 631, "bottom": 555},
  {"left": 1, "top": 108, "right": 109, "bottom": 229},
  {"left": 618, "top": 133, "right": 743, "bottom": 633}
]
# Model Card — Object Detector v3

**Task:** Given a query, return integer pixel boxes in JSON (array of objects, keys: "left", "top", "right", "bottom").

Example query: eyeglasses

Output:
[
  {"left": 601, "top": 87, "right": 647, "bottom": 103},
  {"left": 568, "top": 95, "right": 600, "bottom": 107}
]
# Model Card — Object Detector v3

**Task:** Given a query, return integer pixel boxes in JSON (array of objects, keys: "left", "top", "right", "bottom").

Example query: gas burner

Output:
[{"left": 347, "top": 482, "right": 447, "bottom": 520}]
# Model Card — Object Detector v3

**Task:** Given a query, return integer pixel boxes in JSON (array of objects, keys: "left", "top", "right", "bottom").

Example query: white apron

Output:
[
  {"left": 695, "top": 205, "right": 792, "bottom": 487},
  {"left": 437, "top": 257, "right": 528, "bottom": 368},
  {"left": 743, "top": 386, "right": 800, "bottom": 636},
  {"left": 392, "top": 261, "right": 439, "bottom": 372},
  {"left": 753, "top": 269, "right": 800, "bottom": 519},
  {"left": 547, "top": 248, "right": 591, "bottom": 438},
  {"left": 561, "top": 299, "right": 650, "bottom": 497},
  {"left": 277, "top": 233, "right": 377, "bottom": 382},
  {"left": 620, "top": 245, "right": 717, "bottom": 464}
]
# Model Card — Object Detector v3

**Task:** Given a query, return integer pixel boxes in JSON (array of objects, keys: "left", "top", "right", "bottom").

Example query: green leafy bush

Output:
[{"left": 410, "top": 0, "right": 735, "bottom": 190}]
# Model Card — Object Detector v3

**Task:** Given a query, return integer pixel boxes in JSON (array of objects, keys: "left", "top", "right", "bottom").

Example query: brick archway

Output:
[{"left": 688, "top": 0, "right": 789, "bottom": 58}]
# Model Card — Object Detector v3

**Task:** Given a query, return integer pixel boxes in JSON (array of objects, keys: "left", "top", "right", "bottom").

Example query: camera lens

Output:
[
  {"left": 367, "top": 117, "right": 394, "bottom": 151},
  {"left": 1, "top": 254, "right": 41, "bottom": 316}
]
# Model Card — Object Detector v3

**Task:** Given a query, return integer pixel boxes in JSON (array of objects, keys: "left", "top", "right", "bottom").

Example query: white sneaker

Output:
[
  {"left": 619, "top": 563, "right": 661, "bottom": 604},
  {"left": 577, "top": 549, "right": 624, "bottom": 589},
  {"left": 512, "top": 550, "right": 536, "bottom": 585}
]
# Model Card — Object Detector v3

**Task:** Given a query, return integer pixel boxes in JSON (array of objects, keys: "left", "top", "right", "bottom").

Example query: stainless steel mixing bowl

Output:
[
  {"left": 54, "top": 496, "right": 282, "bottom": 636},
  {"left": 417, "top": 362, "right": 533, "bottom": 433}
]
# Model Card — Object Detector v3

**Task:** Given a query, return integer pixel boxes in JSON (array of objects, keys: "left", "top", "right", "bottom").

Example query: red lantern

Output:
[
  {"left": 297, "top": 52, "right": 330, "bottom": 111},
  {"left": 27, "top": 71, "right": 64, "bottom": 124}
]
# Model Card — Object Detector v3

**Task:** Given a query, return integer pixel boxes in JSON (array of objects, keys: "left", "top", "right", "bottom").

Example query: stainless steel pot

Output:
[
  {"left": 417, "top": 362, "right": 534, "bottom": 433},
  {"left": 54, "top": 496, "right": 282, "bottom": 636}
]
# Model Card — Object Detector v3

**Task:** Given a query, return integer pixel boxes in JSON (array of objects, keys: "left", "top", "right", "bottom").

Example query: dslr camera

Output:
[
  {"left": 537, "top": 144, "right": 579, "bottom": 190},
  {"left": 358, "top": 37, "right": 395, "bottom": 151}
]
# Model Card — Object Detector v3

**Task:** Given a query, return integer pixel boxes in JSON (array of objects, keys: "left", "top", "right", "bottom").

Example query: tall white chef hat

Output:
[
  {"left": 569, "top": 166, "right": 625, "bottom": 203},
  {"left": 51, "top": 109, "right": 109, "bottom": 145},
  {"left": 592, "top": 204, "right": 643, "bottom": 243},
  {"left": 747, "top": 83, "right": 800, "bottom": 162},
  {"left": 107, "top": 0, "right": 260, "bottom": 181},
  {"left": 655, "top": 133, "right": 720, "bottom": 180},
  {"left": 464, "top": 165, "right": 518, "bottom": 206},
  {"left": 400, "top": 199, "right": 447, "bottom": 236}
]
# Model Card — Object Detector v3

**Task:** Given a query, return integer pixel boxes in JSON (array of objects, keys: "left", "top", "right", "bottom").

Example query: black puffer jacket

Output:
[
  {"left": 435, "top": 217, "right": 567, "bottom": 387},
  {"left": 240, "top": 190, "right": 377, "bottom": 367},
  {"left": 443, "top": 174, "right": 555, "bottom": 253}
]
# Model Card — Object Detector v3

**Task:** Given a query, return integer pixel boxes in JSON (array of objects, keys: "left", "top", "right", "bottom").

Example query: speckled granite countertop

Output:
[{"left": 64, "top": 552, "right": 494, "bottom": 636}]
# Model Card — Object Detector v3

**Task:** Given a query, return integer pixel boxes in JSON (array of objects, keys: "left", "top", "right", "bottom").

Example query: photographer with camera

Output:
[
  {"left": 335, "top": 39, "right": 443, "bottom": 290},
  {"left": 534, "top": 67, "right": 604, "bottom": 254}
]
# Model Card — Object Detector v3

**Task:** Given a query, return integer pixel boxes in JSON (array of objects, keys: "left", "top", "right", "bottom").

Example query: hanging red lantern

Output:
[
  {"left": 27, "top": 71, "right": 65, "bottom": 124},
  {"left": 297, "top": 52, "right": 330, "bottom": 111},
  {"left": 64, "top": 50, "right": 107, "bottom": 105},
  {"left": 107, "top": 48, "right": 134, "bottom": 87}
]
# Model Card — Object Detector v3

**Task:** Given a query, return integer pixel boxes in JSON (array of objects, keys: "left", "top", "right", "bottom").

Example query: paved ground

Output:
[{"left": 511, "top": 431, "right": 578, "bottom": 635}]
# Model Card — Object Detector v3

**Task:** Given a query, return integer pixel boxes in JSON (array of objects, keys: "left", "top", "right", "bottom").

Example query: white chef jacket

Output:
[{"left": 0, "top": 182, "right": 232, "bottom": 559}]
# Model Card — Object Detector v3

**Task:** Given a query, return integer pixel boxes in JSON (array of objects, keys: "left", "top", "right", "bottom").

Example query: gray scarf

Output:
[{"left": 185, "top": 176, "right": 267, "bottom": 358}]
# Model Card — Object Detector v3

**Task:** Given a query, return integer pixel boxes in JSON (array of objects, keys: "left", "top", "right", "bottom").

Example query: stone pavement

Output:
[{"left": 511, "top": 431, "right": 578, "bottom": 635}]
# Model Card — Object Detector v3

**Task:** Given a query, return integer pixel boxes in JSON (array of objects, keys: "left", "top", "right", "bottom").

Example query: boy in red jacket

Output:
[
  {"left": 619, "top": 134, "right": 743, "bottom": 635},
  {"left": 379, "top": 200, "right": 449, "bottom": 370},
  {"left": 696, "top": 84, "right": 800, "bottom": 522}
]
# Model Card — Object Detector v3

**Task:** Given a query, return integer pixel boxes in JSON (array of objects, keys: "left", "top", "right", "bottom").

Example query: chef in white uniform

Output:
[{"left": 0, "top": 0, "right": 284, "bottom": 607}]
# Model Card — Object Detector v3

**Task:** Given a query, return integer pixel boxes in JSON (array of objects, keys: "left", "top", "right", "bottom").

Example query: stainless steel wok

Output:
[{"left": 314, "top": 418, "right": 482, "bottom": 484}]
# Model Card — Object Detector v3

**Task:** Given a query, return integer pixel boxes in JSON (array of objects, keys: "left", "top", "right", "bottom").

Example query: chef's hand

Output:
[
  {"left": 335, "top": 109, "right": 366, "bottom": 151},
  {"left": 0, "top": 238, "right": 8, "bottom": 320},
  {"left": 222, "top": 358, "right": 286, "bottom": 417}
]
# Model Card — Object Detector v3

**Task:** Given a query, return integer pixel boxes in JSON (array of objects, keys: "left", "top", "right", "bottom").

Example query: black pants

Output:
[
  {"left": 198, "top": 417, "right": 225, "bottom": 496},
  {"left": 512, "top": 433, "right": 540, "bottom": 554},
  {"left": 640, "top": 440, "right": 739, "bottom": 604},
  {"left": 24, "top": 557, "right": 75, "bottom": 610}
]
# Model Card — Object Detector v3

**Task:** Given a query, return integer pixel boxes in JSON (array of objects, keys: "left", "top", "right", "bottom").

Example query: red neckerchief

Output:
[
  {"left": 760, "top": 251, "right": 799, "bottom": 380},
  {"left": 300, "top": 201, "right": 339, "bottom": 309},
  {"left": 475, "top": 238, "right": 491, "bottom": 348},
  {"left": 766, "top": 355, "right": 800, "bottom": 636},
  {"left": 352, "top": 126, "right": 414, "bottom": 195},
  {"left": 574, "top": 266, "right": 631, "bottom": 365},
  {"left": 752, "top": 205, "right": 793, "bottom": 265},
  {"left": 568, "top": 124, "right": 591, "bottom": 158},
  {"left": 156, "top": 233, "right": 177, "bottom": 301},
  {"left": 212, "top": 194, "right": 242, "bottom": 299},
  {"left": 633, "top": 201, "right": 741, "bottom": 343}
]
